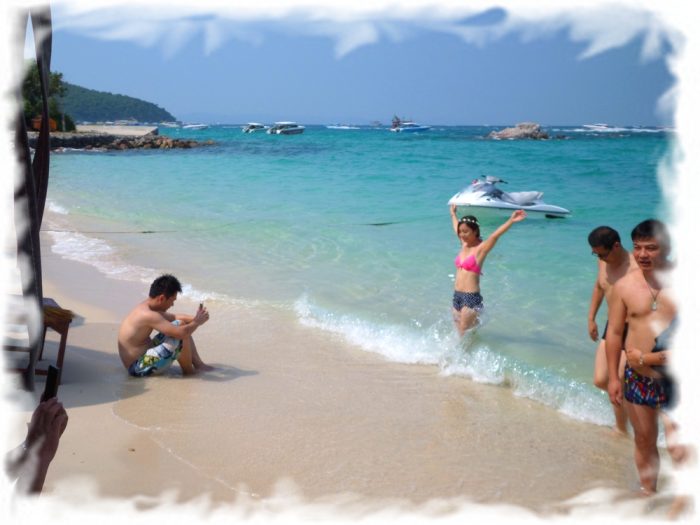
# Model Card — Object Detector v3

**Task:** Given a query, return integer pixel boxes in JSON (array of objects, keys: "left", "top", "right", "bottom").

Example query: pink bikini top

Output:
[{"left": 455, "top": 253, "right": 482, "bottom": 274}]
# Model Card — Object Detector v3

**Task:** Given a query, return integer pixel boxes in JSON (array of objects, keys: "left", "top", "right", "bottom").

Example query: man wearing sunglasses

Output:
[{"left": 587, "top": 226, "right": 637, "bottom": 435}]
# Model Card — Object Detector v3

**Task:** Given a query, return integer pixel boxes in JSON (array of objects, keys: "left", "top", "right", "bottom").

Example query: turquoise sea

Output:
[{"left": 45, "top": 124, "right": 671, "bottom": 426}]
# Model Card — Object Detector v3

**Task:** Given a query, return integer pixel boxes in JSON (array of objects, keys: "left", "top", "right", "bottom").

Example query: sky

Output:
[{"left": 28, "top": 0, "right": 678, "bottom": 126}]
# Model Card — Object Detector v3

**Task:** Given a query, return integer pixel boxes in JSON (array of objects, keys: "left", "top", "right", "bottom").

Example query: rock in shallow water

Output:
[{"left": 488, "top": 122, "right": 549, "bottom": 140}]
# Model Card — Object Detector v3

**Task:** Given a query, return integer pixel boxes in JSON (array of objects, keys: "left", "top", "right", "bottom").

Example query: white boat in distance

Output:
[
  {"left": 390, "top": 115, "right": 430, "bottom": 133},
  {"left": 267, "top": 122, "right": 305, "bottom": 135},
  {"left": 326, "top": 124, "right": 360, "bottom": 130},
  {"left": 242, "top": 123, "right": 268, "bottom": 133},
  {"left": 447, "top": 176, "right": 570, "bottom": 218},
  {"left": 582, "top": 123, "right": 611, "bottom": 131},
  {"left": 182, "top": 123, "right": 209, "bottom": 130}
]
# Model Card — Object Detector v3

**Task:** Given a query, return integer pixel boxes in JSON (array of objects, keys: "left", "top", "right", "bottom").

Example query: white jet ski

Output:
[{"left": 447, "top": 176, "right": 570, "bottom": 218}]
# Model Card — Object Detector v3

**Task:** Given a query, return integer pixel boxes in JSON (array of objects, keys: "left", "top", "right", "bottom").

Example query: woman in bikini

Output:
[{"left": 450, "top": 204, "right": 526, "bottom": 336}]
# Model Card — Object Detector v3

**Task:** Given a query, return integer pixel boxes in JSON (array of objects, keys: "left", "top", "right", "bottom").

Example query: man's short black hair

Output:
[
  {"left": 631, "top": 219, "right": 671, "bottom": 254},
  {"left": 149, "top": 274, "right": 182, "bottom": 298},
  {"left": 588, "top": 226, "right": 620, "bottom": 249}
]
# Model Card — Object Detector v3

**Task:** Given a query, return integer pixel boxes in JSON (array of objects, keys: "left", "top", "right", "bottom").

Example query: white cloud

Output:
[{"left": 42, "top": 0, "right": 678, "bottom": 62}]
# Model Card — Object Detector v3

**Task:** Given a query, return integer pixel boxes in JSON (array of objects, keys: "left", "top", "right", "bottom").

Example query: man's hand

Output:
[
  {"left": 588, "top": 319, "right": 599, "bottom": 342},
  {"left": 607, "top": 376, "right": 624, "bottom": 407},
  {"left": 193, "top": 304, "right": 210, "bottom": 326},
  {"left": 26, "top": 398, "right": 68, "bottom": 464},
  {"left": 626, "top": 347, "right": 644, "bottom": 370}
]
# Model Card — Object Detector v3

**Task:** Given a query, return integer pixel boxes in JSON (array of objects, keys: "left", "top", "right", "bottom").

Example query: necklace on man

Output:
[{"left": 645, "top": 278, "right": 660, "bottom": 311}]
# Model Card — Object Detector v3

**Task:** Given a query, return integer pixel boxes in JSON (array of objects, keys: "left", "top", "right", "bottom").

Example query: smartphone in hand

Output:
[{"left": 41, "top": 365, "right": 60, "bottom": 402}]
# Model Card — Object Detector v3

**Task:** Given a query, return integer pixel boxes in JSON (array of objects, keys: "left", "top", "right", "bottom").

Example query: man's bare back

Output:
[{"left": 118, "top": 300, "right": 178, "bottom": 367}]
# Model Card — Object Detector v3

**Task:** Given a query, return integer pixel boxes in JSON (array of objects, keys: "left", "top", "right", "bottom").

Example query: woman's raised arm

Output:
[
  {"left": 478, "top": 209, "right": 526, "bottom": 256},
  {"left": 450, "top": 205, "right": 460, "bottom": 235}
]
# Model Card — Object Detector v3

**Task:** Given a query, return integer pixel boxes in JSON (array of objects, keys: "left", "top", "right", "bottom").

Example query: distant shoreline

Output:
[
  {"left": 27, "top": 125, "right": 214, "bottom": 151},
  {"left": 75, "top": 124, "right": 159, "bottom": 136}
]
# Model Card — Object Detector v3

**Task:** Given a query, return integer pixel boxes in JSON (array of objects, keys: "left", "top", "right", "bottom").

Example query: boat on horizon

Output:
[
  {"left": 582, "top": 123, "right": 614, "bottom": 131},
  {"left": 182, "top": 123, "right": 209, "bottom": 130},
  {"left": 390, "top": 115, "right": 430, "bottom": 133},
  {"left": 241, "top": 123, "right": 268, "bottom": 133},
  {"left": 326, "top": 124, "right": 360, "bottom": 130},
  {"left": 267, "top": 122, "right": 305, "bottom": 135}
]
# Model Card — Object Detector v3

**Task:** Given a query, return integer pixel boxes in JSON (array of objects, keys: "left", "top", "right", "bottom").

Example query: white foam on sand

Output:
[{"left": 294, "top": 293, "right": 615, "bottom": 426}]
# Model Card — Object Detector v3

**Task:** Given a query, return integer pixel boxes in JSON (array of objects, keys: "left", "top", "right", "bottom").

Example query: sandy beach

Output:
[
  {"left": 75, "top": 125, "right": 158, "bottom": 137},
  {"left": 3, "top": 231, "right": 686, "bottom": 520}
]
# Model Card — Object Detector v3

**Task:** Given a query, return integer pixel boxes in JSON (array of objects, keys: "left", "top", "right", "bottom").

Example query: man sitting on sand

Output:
[
  {"left": 587, "top": 226, "right": 637, "bottom": 435},
  {"left": 605, "top": 219, "right": 676, "bottom": 495},
  {"left": 118, "top": 274, "right": 212, "bottom": 376}
]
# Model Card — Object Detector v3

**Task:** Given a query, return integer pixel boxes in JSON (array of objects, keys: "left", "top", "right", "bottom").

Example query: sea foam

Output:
[
  {"left": 294, "top": 293, "right": 613, "bottom": 427},
  {"left": 46, "top": 200, "right": 69, "bottom": 215}
]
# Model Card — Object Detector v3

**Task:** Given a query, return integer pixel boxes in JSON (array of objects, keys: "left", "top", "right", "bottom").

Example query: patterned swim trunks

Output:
[
  {"left": 128, "top": 320, "right": 183, "bottom": 377},
  {"left": 623, "top": 364, "right": 673, "bottom": 409}
]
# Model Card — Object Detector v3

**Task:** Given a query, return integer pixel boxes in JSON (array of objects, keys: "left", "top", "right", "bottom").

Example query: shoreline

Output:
[
  {"left": 40, "top": 206, "right": 622, "bottom": 428},
  {"left": 28, "top": 126, "right": 213, "bottom": 150},
  {"left": 4, "top": 230, "right": 681, "bottom": 517}
]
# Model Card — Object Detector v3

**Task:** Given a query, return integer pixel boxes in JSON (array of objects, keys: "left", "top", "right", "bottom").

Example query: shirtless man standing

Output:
[
  {"left": 118, "top": 274, "right": 212, "bottom": 376},
  {"left": 587, "top": 226, "right": 637, "bottom": 435},
  {"left": 605, "top": 219, "right": 676, "bottom": 495}
]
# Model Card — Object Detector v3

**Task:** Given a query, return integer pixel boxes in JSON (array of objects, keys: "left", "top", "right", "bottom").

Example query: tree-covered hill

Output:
[{"left": 60, "top": 83, "right": 177, "bottom": 123}]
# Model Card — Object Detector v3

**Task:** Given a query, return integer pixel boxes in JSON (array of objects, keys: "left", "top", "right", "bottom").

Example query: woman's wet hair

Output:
[
  {"left": 458, "top": 215, "right": 480, "bottom": 238},
  {"left": 588, "top": 226, "right": 620, "bottom": 249}
]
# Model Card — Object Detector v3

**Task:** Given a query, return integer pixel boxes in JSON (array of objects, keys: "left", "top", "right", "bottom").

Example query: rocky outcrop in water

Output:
[
  {"left": 27, "top": 132, "right": 214, "bottom": 151},
  {"left": 488, "top": 122, "right": 549, "bottom": 140}
]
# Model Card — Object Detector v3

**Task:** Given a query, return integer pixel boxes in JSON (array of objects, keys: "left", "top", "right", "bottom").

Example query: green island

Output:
[{"left": 23, "top": 64, "right": 214, "bottom": 150}]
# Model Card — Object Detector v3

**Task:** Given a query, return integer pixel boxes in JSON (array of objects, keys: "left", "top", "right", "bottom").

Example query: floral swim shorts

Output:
[{"left": 128, "top": 320, "right": 183, "bottom": 377}]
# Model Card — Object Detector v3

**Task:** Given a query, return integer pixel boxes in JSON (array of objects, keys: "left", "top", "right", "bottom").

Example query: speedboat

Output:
[
  {"left": 582, "top": 123, "right": 610, "bottom": 131},
  {"left": 390, "top": 115, "right": 430, "bottom": 133},
  {"left": 242, "top": 123, "right": 268, "bottom": 133},
  {"left": 182, "top": 123, "right": 209, "bottom": 130},
  {"left": 447, "top": 176, "right": 570, "bottom": 218},
  {"left": 267, "top": 121, "right": 305, "bottom": 135},
  {"left": 390, "top": 122, "right": 430, "bottom": 133}
]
